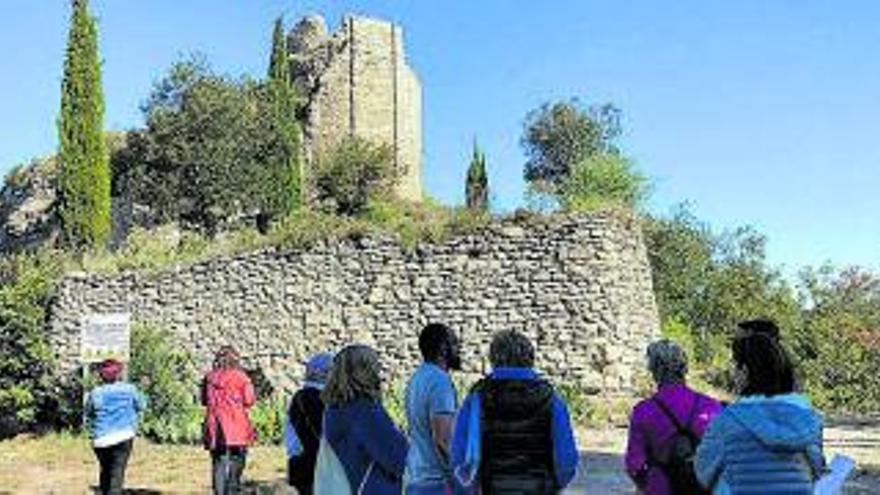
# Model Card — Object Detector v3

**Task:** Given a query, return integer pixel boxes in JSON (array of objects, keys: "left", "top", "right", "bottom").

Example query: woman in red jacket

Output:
[{"left": 202, "top": 346, "right": 256, "bottom": 495}]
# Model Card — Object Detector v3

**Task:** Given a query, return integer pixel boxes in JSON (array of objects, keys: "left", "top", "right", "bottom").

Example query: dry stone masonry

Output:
[
  {"left": 289, "top": 14, "right": 423, "bottom": 201},
  {"left": 47, "top": 213, "right": 660, "bottom": 395}
]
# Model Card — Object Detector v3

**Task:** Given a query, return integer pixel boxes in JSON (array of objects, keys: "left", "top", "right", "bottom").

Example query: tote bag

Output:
[
  {"left": 314, "top": 436, "right": 352, "bottom": 495},
  {"left": 314, "top": 436, "right": 375, "bottom": 495}
]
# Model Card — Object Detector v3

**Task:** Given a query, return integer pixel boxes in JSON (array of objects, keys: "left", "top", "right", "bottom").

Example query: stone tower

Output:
[{"left": 288, "top": 14, "right": 423, "bottom": 202}]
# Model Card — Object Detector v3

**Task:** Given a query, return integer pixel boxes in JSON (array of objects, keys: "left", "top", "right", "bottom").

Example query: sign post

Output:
[
  {"left": 80, "top": 313, "right": 131, "bottom": 428},
  {"left": 80, "top": 313, "right": 132, "bottom": 364}
]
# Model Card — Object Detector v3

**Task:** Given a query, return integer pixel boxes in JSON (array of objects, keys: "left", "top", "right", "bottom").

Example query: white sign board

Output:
[{"left": 80, "top": 313, "right": 131, "bottom": 363}]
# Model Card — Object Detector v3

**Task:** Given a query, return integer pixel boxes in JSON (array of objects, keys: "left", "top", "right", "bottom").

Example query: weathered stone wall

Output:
[
  {"left": 289, "top": 14, "right": 423, "bottom": 201},
  {"left": 47, "top": 214, "right": 659, "bottom": 394}
]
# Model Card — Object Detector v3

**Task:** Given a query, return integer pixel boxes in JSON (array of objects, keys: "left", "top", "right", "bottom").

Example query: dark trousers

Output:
[
  {"left": 93, "top": 439, "right": 133, "bottom": 495},
  {"left": 288, "top": 454, "right": 315, "bottom": 495},
  {"left": 211, "top": 447, "right": 247, "bottom": 495}
]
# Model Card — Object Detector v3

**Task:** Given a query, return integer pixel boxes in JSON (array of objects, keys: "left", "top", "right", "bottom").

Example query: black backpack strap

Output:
[{"left": 651, "top": 395, "right": 700, "bottom": 437}]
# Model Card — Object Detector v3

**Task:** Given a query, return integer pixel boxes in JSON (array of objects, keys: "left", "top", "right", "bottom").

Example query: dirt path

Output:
[
  {"left": 564, "top": 425, "right": 880, "bottom": 495},
  {"left": 0, "top": 424, "right": 877, "bottom": 494}
]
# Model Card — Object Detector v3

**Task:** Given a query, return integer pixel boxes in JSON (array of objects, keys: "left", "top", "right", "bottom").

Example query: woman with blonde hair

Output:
[{"left": 315, "top": 344, "right": 408, "bottom": 495}]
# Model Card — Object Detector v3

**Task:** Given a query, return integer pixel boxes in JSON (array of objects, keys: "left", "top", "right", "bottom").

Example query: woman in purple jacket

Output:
[{"left": 625, "top": 340, "right": 722, "bottom": 495}]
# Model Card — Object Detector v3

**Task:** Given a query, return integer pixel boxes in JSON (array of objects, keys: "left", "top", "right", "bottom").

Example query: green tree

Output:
[
  {"left": 268, "top": 16, "right": 288, "bottom": 82},
  {"left": 793, "top": 266, "right": 880, "bottom": 412},
  {"left": 58, "top": 0, "right": 111, "bottom": 249},
  {"left": 266, "top": 15, "right": 303, "bottom": 216},
  {"left": 116, "top": 58, "right": 300, "bottom": 234},
  {"left": 465, "top": 142, "right": 489, "bottom": 211},
  {"left": 314, "top": 137, "right": 397, "bottom": 215},
  {"left": 644, "top": 205, "right": 801, "bottom": 366},
  {"left": 521, "top": 99, "right": 620, "bottom": 190},
  {"left": 559, "top": 153, "right": 648, "bottom": 212}
]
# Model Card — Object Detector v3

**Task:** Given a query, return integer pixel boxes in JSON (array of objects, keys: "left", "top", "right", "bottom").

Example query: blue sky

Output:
[{"left": 1, "top": 1, "right": 878, "bottom": 272}]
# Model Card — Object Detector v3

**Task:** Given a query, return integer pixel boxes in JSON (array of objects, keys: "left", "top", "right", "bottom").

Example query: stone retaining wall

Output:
[{"left": 47, "top": 213, "right": 660, "bottom": 394}]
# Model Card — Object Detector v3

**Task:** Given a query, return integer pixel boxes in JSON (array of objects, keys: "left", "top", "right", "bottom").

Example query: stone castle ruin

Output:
[
  {"left": 0, "top": 14, "right": 424, "bottom": 252},
  {"left": 289, "top": 14, "right": 423, "bottom": 201},
  {"left": 4, "top": 13, "right": 660, "bottom": 397}
]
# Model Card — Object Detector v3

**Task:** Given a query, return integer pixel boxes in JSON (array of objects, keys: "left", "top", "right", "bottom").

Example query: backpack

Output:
[{"left": 651, "top": 396, "right": 710, "bottom": 495}]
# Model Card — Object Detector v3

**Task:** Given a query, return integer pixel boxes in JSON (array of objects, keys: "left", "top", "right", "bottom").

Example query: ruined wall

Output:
[
  {"left": 289, "top": 15, "right": 423, "bottom": 201},
  {"left": 47, "top": 213, "right": 660, "bottom": 395}
]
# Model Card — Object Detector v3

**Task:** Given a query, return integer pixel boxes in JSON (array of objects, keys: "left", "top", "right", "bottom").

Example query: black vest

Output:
[{"left": 476, "top": 377, "right": 558, "bottom": 494}]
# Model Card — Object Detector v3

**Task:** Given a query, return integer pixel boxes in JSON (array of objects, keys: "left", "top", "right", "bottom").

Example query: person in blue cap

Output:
[{"left": 287, "top": 352, "right": 334, "bottom": 495}]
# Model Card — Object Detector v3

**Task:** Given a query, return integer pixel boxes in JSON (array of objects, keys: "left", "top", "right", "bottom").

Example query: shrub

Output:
[
  {"left": 555, "top": 382, "right": 594, "bottom": 425},
  {"left": 365, "top": 199, "right": 491, "bottom": 250},
  {"left": 0, "top": 253, "right": 63, "bottom": 437},
  {"left": 660, "top": 318, "right": 697, "bottom": 363},
  {"left": 314, "top": 137, "right": 397, "bottom": 215},
  {"left": 558, "top": 153, "right": 648, "bottom": 212},
  {"left": 128, "top": 324, "right": 202, "bottom": 444},
  {"left": 250, "top": 394, "right": 287, "bottom": 445},
  {"left": 555, "top": 383, "right": 633, "bottom": 427},
  {"left": 383, "top": 380, "right": 408, "bottom": 430}
]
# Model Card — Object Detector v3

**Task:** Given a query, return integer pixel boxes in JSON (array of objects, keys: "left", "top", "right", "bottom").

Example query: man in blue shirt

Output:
[
  {"left": 404, "top": 323, "right": 462, "bottom": 495},
  {"left": 451, "top": 330, "right": 579, "bottom": 494}
]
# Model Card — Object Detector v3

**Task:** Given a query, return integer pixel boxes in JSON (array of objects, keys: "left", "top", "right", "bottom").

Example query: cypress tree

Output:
[
  {"left": 58, "top": 0, "right": 111, "bottom": 249},
  {"left": 268, "top": 16, "right": 287, "bottom": 82},
  {"left": 267, "top": 15, "right": 302, "bottom": 215},
  {"left": 466, "top": 141, "right": 489, "bottom": 211}
]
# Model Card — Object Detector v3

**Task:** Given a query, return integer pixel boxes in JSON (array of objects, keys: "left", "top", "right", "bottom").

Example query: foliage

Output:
[
  {"left": 267, "top": 16, "right": 289, "bottom": 83},
  {"left": 383, "top": 380, "right": 408, "bottom": 429},
  {"left": 250, "top": 394, "right": 287, "bottom": 445},
  {"left": 313, "top": 137, "right": 398, "bottom": 215},
  {"left": 645, "top": 204, "right": 880, "bottom": 413},
  {"left": 555, "top": 382, "right": 634, "bottom": 427},
  {"left": 465, "top": 142, "right": 489, "bottom": 211},
  {"left": 128, "top": 324, "right": 202, "bottom": 444},
  {"left": 0, "top": 253, "right": 63, "bottom": 437},
  {"left": 558, "top": 153, "right": 649, "bottom": 212},
  {"left": 71, "top": 202, "right": 492, "bottom": 275},
  {"left": 793, "top": 266, "right": 880, "bottom": 413},
  {"left": 644, "top": 205, "right": 801, "bottom": 366},
  {"left": 114, "top": 57, "right": 299, "bottom": 234},
  {"left": 521, "top": 99, "right": 620, "bottom": 190},
  {"left": 58, "top": 0, "right": 111, "bottom": 249},
  {"left": 661, "top": 318, "right": 698, "bottom": 365},
  {"left": 267, "top": 15, "right": 303, "bottom": 216},
  {"left": 364, "top": 199, "right": 491, "bottom": 250}
]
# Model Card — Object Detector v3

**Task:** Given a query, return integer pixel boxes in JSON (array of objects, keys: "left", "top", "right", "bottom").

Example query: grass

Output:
[
  {"left": 3, "top": 423, "right": 877, "bottom": 494},
  {"left": 0, "top": 433, "right": 290, "bottom": 494},
  {"left": 72, "top": 201, "right": 493, "bottom": 276}
]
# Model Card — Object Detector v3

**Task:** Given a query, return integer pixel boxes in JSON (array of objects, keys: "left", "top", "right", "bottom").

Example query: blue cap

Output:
[{"left": 304, "top": 352, "right": 334, "bottom": 387}]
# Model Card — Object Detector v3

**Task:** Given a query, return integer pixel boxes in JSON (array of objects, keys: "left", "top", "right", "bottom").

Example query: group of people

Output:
[
  {"left": 282, "top": 325, "right": 579, "bottom": 495},
  {"left": 625, "top": 319, "right": 825, "bottom": 495},
  {"left": 84, "top": 318, "right": 828, "bottom": 495}
]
